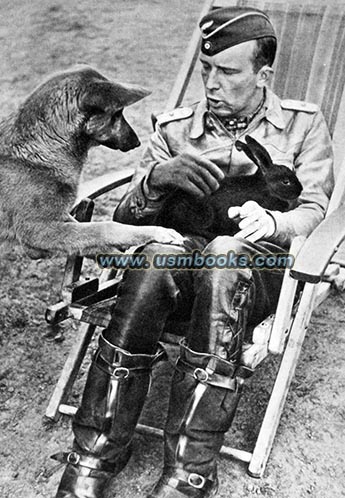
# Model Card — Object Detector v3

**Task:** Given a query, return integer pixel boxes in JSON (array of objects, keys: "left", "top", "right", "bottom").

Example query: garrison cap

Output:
[{"left": 200, "top": 7, "right": 276, "bottom": 56}]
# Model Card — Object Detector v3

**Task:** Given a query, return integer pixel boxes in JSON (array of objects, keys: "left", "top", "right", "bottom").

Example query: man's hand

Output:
[
  {"left": 148, "top": 151, "right": 225, "bottom": 198},
  {"left": 228, "top": 200, "right": 276, "bottom": 243}
]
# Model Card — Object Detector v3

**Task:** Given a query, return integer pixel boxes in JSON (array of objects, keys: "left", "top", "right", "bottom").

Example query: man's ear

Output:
[{"left": 256, "top": 65, "right": 274, "bottom": 88}]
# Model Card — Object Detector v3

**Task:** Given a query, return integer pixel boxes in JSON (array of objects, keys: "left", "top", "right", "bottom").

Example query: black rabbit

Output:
[{"left": 157, "top": 135, "right": 303, "bottom": 239}]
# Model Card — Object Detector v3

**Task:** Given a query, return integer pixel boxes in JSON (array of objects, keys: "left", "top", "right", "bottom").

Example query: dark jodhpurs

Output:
[
  {"left": 71, "top": 235, "right": 286, "bottom": 487},
  {"left": 101, "top": 235, "right": 284, "bottom": 357}
]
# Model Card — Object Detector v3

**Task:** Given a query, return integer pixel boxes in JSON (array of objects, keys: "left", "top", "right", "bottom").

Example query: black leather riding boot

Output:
[
  {"left": 148, "top": 341, "right": 243, "bottom": 498},
  {"left": 53, "top": 333, "right": 165, "bottom": 498}
]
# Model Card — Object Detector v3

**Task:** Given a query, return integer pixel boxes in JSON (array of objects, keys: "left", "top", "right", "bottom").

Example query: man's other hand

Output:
[
  {"left": 148, "top": 151, "right": 225, "bottom": 198},
  {"left": 228, "top": 200, "right": 276, "bottom": 243}
]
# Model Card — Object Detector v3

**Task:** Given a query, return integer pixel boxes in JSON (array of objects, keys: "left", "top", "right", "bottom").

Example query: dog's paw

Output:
[
  {"left": 148, "top": 226, "right": 185, "bottom": 246},
  {"left": 114, "top": 224, "right": 185, "bottom": 249}
]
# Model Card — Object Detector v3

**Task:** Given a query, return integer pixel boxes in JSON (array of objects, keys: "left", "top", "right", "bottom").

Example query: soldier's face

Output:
[{"left": 200, "top": 40, "right": 264, "bottom": 118}]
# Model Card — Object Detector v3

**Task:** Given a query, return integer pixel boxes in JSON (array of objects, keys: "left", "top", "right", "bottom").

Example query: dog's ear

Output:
[{"left": 79, "top": 81, "right": 151, "bottom": 114}]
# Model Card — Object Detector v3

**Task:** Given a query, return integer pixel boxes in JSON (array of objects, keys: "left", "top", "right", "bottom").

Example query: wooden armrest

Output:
[
  {"left": 59, "top": 170, "right": 133, "bottom": 301},
  {"left": 46, "top": 276, "right": 122, "bottom": 325},
  {"left": 75, "top": 169, "right": 134, "bottom": 205},
  {"left": 71, "top": 198, "right": 95, "bottom": 222},
  {"left": 290, "top": 204, "right": 345, "bottom": 283},
  {"left": 269, "top": 236, "right": 305, "bottom": 354}
]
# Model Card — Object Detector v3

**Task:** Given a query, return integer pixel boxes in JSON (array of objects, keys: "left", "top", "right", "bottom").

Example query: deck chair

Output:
[{"left": 44, "top": 0, "right": 345, "bottom": 479}]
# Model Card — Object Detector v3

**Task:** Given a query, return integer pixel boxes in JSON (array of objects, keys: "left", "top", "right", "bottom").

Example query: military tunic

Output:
[{"left": 115, "top": 88, "right": 334, "bottom": 248}]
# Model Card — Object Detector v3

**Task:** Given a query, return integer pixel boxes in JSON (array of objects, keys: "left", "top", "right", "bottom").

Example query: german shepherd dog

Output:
[{"left": 0, "top": 65, "right": 183, "bottom": 258}]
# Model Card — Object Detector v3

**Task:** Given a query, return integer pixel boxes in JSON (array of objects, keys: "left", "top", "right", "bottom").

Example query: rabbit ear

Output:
[
  {"left": 234, "top": 137, "right": 270, "bottom": 171},
  {"left": 234, "top": 139, "right": 256, "bottom": 161},
  {"left": 234, "top": 139, "right": 246, "bottom": 152},
  {"left": 242, "top": 135, "right": 273, "bottom": 172}
]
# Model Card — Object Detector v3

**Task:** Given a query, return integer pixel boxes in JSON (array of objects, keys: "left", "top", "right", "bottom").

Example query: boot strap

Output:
[
  {"left": 179, "top": 339, "right": 254, "bottom": 380},
  {"left": 177, "top": 358, "right": 237, "bottom": 391},
  {"left": 51, "top": 451, "right": 115, "bottom": 474},
  {"left": 154, "top": 468, "right": 216, "bottom": 497},
  {"left": 95, "top": 352, "right": 150, "bottom": 379},
  {"left": 99, "top": 334, "right": 166, "bottom": 366},
  {"left": 95, "top": 340, "right": 166, "bottom": 378}
]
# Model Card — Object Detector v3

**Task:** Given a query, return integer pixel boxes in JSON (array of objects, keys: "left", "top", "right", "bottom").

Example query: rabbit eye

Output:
[{"left": 282, "top": 179, "right": 291, "bottom": 185}]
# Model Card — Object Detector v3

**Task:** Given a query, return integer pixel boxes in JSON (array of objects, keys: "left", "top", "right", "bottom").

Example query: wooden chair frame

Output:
[{"left": 45, "top": 0, "right": 345, "bottom": 479}]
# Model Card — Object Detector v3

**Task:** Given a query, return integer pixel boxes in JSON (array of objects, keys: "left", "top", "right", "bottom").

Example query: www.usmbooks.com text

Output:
[{"left": 96, "top": 250, "right": 294, "bottom": 270}]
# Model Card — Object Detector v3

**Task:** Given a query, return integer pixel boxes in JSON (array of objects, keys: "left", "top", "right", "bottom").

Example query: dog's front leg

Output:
[{"left": 18, "top": 220, "right": 185, "bottom": 256}]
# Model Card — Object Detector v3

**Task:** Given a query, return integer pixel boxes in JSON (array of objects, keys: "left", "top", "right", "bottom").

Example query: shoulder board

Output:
[
  {"left": 281, "top": 99, "right": 319, "bottom": 113},
  {"left": 156, "top": 107, "right": 194, "bottom": 126}
]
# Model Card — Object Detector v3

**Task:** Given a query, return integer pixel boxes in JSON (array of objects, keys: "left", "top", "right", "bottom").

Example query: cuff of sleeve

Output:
[
  {"left": 266, "top": 210, "right": 294, "bottom": 248},
  {"left": 126, "top": 178, "right": 166, "bottom": 221},
  {"left": 265, "top": 210, "right": 277, "bottom": 238},
  {"left": 143, "top": 165, "right": 165, "bottom": 201}
]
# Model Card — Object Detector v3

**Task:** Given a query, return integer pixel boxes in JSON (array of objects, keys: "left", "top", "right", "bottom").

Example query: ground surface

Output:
[{"left": 0, "top": 1, "right": 345, "bottom": 497}]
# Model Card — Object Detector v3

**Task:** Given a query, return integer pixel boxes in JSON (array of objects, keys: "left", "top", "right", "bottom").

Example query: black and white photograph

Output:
[{"left": 0, "top": 1, "right": 345, "bottom": 497}]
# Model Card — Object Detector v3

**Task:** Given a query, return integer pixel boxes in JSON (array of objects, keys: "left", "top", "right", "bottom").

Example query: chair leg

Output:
[
  {"left": 45, "top": 323, "right": 96, "bottom": 421},
  {"left": 248, "top": 283, "right": 318, "bottom": 478}
]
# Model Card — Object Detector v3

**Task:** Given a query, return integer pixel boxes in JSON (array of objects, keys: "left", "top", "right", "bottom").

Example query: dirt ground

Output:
[{"left": 0, "top": 1, "right": 345, "bottom": 497}]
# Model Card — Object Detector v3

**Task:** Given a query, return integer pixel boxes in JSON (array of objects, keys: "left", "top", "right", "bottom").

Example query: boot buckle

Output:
[
  {"left": 112, "top": 367, "right": 130, "bottom": 379},
  {"left": 188, "top": 473, "right": 206, "bottom": 489},
  {"left": 193, "top": 367, "right": 209, "bottom": 383},
  {"left": 66, "top": 451, "right": 80, "bottom": 465}
]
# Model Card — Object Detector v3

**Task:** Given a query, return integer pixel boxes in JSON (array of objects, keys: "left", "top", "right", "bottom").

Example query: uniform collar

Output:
[
  {"left": 189, "top": 87, "right": 286, "bottom": 139},
  {"left": 190, "top": 100, "right": 209, "bottom": 139},
  {"left": 264, "top": 88, "right": 287, "bottom": 130}
]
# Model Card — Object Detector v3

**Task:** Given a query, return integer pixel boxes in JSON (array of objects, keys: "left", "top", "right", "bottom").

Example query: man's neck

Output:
[
  {"left": 214, "top": 89, "right": 266, "bottom": 133},
  {"left": 235, "top": 88, "right": 266, "bottom": 119}
]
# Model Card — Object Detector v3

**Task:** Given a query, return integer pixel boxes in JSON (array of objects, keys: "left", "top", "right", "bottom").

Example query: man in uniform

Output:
[{"left": 54, "top": 7, "right": 333, "bottom": 498}]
